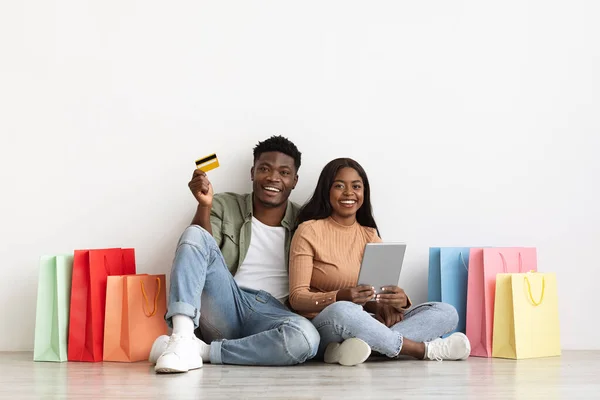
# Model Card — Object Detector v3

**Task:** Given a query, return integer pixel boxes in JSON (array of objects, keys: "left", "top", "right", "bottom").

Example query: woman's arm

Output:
[{"left": 289, "top": 225, "right": 339, "bottom": 314}]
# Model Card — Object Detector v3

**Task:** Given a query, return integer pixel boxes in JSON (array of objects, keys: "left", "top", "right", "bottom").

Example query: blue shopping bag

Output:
[{"left": 428, "top": 247, "right": 470, "bottom": 334}]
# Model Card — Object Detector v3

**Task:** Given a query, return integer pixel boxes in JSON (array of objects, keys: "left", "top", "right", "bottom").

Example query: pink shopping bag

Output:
[{"left": 466, "top": 247, "right": 537, "bottom": 357}]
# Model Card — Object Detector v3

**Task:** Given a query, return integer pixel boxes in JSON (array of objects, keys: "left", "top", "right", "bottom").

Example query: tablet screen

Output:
[{"left": 357, "top": 243, "right": 407, "bottom": 294}]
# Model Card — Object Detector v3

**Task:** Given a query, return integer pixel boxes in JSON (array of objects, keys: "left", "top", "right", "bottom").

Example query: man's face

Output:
[{"left": 251, "top": 151, "right": 298, "bottom": 208}]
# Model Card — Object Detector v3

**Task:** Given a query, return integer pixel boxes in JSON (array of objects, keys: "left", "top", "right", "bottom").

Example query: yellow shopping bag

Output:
[{"left": 492, "top": 272, "right": 561, "bottom": 359}]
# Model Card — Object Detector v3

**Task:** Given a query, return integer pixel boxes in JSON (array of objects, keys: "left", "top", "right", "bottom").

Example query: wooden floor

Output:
[{"left": 0, "top": 352, "right": 598, "bottom": 399}]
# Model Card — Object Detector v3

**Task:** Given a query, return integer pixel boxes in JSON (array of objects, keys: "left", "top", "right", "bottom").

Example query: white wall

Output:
[{"left": 1, "top": 1, "right": 598, "bottom": 351}]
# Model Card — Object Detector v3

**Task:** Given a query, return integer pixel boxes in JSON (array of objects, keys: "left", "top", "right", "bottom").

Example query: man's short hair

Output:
[{"left": 253, "top": 135, "right": 302, "bottom": 171}]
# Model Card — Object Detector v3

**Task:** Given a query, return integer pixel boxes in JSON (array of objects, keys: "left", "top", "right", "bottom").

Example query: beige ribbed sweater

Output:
[{"left": 289, "top": 217, "right": 382, "bottom": 318}]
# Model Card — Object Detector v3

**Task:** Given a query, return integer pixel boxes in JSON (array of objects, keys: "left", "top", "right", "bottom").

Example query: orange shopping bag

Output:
[{"left": 103, "top": 274, "right": 167, "bottom": 362}]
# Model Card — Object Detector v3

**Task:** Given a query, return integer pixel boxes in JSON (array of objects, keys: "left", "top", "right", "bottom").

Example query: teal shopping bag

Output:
[
  {"left": 33, "top": 255, "right": 73, "bottom": 362},
  {"left": 428, "top": 247, "right": 470, "bottom": 334}
]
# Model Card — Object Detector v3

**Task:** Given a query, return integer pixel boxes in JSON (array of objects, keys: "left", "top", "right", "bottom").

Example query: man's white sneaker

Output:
[
  {"left": 148, "top": 335, "right": 208, "bottom": 365},
  {"left": 324, "top": 338, "right": 372, "bottom": 366},
  {"left": 425, "top": 332, "right": 471, "bottom": 361},
  {"left": 149, "top": 335, "right": 169, "bottom": 365},
  {"left": 154, "top": 334, "right": 204, "bottom": 373}
]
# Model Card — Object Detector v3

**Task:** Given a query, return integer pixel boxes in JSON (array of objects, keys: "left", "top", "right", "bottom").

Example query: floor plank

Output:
[{"left": 1, "top": 352, "right": 598, "bottom": 399}]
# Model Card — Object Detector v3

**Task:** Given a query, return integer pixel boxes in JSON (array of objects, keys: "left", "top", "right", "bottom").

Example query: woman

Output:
[{"left": 289, "top": 158, "right": 470, "bottom": 366}]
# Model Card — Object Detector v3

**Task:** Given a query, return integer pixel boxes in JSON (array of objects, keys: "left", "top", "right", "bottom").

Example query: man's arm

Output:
[
  {"left": 188, "top": 169, "right": 214, "bottom": 234},
  {"left": 191, "top": 206, "right": 212, "bottom": 235}
]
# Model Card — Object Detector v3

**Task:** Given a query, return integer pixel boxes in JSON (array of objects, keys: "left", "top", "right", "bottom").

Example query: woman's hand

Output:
[
  {"left": 373, "top": 304, "right": 404, "bottom": 327},
  {"left": 337, "top": 285, "right": 375, "bottom": 305},
  {"left": 375, "top": 286, "right": 408, "bottom": 311}
]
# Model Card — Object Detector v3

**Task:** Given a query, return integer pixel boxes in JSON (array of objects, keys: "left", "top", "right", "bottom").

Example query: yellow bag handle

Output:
[
  {"left": 524, "top": 275, "right": 545, "bottom": 306},
  {"left": 141, "top": 278, "right": 161, "bottom": 317}
]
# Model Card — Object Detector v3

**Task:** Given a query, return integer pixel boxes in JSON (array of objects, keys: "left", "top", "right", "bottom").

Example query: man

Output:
[{"left": 151, "top": 136, "right": 319, "bottom": 373}]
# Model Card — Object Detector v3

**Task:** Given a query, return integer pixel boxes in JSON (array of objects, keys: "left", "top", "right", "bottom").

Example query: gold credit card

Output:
[{"left": 195, "top": 153, "right": 220, "bottom": 172}]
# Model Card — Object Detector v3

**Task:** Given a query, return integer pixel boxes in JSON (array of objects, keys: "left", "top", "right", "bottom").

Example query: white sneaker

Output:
[
  {"left": 154, "top": 334, "right": 204, "bottom": 373},
  {"left": 324, "top": 338, "right": 371, "bottom": 366},
  {"left": 149, "top": 335, "right": 170, "bottom": 365},
  {"left": 425, "top": 332, "right": 471, "bottom": 361},
  {"left": 148, "top": 335, "right": 208, "bottom": 365}
]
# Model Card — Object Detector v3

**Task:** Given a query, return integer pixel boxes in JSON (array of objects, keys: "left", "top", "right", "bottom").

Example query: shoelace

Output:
[
  {"left": 163, "top": 335, "right": 186, "bottom": 355},
  {"left": 428, "top": 340, "right": 449, "bottom": 362}
]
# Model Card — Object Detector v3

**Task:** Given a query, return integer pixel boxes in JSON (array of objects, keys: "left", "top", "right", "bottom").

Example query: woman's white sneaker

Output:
[
  {"left": 324, "top": 337, "right": 372, "bottom": 366},
  {"left": 425, "top": 332, "right": 471, "bottom": 361}
]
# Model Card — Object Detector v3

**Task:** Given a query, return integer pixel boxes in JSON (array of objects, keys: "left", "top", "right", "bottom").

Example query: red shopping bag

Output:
[{"left": 67, "top": 248, "right": 136, "bottom": 362}]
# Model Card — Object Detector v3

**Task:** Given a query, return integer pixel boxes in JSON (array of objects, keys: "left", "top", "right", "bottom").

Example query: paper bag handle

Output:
[
  {"left": 459, "top": 252, "right": 468, "bottom": 271},
  {"left": 141, "top": 278, "right": 161, "bottom": 317},
  {"left": 524, "top": 275, "right": 545, "bottom": 306},
  {"left": 499, "top": 252, "right": 524, "bottom": 273}
]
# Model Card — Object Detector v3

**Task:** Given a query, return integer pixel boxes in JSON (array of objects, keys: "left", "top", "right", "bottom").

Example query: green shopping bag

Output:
[{"left": 33, "top": 255, "right": 73, "bottom": 362}]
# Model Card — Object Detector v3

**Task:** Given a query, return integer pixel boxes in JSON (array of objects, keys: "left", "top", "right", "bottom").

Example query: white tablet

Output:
[{"left": 357, "top": 243, "right": 407, "bottom": 294}]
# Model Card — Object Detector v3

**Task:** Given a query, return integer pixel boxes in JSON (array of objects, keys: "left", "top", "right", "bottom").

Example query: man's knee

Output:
[
  {"left": 283, "top": 318, "right": 320, "bottom": 364},
  {"left": 179, "top": 225, "right": 217, "bottom": 249},
  {"left": 174, "top": 225, "right": 223, "bottom": 272}
]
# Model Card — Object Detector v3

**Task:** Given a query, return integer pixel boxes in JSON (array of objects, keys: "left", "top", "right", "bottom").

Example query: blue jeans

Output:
[
  {"left": 312, "top": 301, "right": 459, "bottom": 357},
  {"left": 165, "top": 225, "right": 320, "bottom": 365}
]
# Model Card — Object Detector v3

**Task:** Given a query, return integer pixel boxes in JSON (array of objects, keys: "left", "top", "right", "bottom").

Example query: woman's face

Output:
[{"left": 329, "top": 167, "right": 364, "bottom": 223}]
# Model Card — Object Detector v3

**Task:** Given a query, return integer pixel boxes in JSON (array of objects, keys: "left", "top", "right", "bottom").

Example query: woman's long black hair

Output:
[{"left": 296, "top": 158, "right": 379, "bottom": 234}]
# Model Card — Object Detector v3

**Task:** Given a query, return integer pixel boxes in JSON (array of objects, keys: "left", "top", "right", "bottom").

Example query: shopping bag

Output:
[
  {"left": 492, "top": 272, "right": 560, "bottom": 359},
  {"left": 466, "top": 247, "right": 537, "bottom": 357},
  {"left": 33, "top": 255, "right": 74, "bottom": 362},
  {"left": 103, "top": 274, "right": 168, "bottom": 362},
  {"left": 67, "top": 248, "right": 136, "bottom": 362},
  {"left": 428, "top": 247, "right": 470, "bottom": 333}
]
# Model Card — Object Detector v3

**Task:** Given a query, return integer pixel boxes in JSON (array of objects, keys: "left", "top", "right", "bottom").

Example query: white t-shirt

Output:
[{"left": 233, "top": 217, "right": 289, "bottom": 303}]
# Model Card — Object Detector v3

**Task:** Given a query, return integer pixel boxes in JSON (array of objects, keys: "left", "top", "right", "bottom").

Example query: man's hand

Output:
[
  {"left": 375, "top": 286, "right": 408, "bottom": 311},
  {"left": 373, "top": 304, "right": 404, "bottom": 327},
  {"left": 189, "top": 169, "right": 214, "bottom": 208},
  {"left": 337, "top": 285, "right": 375, "bottom": 305}
]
